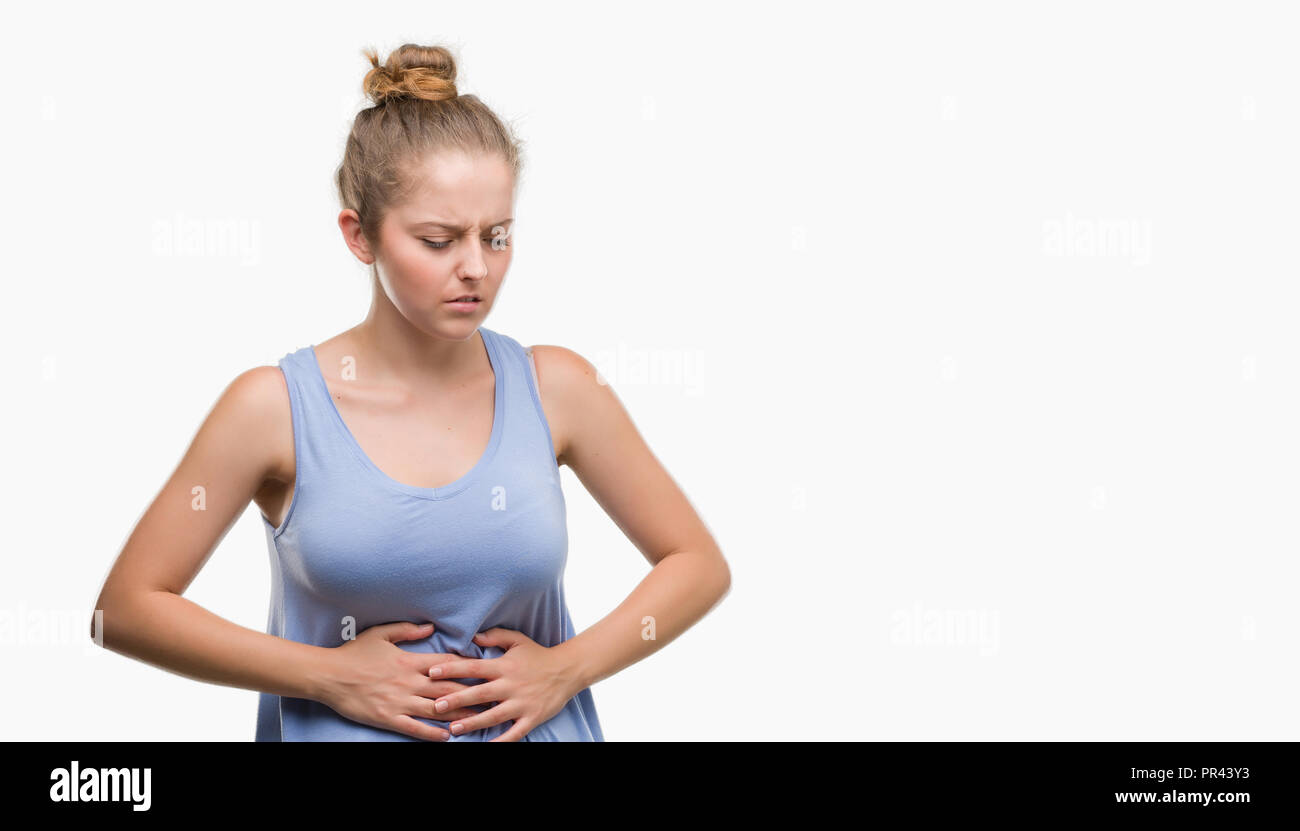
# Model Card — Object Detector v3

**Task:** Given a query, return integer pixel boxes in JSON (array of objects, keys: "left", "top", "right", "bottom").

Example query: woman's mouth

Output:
[{"left": 445, "top": 296, "right": 481, "bottom": 312}]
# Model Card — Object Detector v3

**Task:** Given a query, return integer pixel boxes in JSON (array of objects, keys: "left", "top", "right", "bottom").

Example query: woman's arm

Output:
[
  {"left": 91, "top": 366, "right": 337, "bottom": 702},
  {"left": 532, "top": 344, "right": 732, "bottom": 689},
  {"left": 96, "top": 363, "right": 539, "bottom": 740}
]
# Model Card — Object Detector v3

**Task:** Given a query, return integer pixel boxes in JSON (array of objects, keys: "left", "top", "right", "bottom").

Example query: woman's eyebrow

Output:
[{"left": 412, "top": 218, "right": 513, "bottom": 232}]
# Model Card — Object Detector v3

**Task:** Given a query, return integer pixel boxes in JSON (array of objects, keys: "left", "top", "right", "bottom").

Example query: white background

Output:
[{"left": 2, "top": 1, "right": 1296, "bottom": 740}]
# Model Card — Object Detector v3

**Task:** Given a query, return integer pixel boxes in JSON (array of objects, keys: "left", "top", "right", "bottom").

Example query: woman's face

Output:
[{"left": 364, "top": 150, "right": 515, "bottom": 337}]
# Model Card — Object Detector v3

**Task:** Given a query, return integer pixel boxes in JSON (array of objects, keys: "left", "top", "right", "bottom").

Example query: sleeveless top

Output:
[{"left": 256, "top": 326, "right": 604, "bottom": 741}]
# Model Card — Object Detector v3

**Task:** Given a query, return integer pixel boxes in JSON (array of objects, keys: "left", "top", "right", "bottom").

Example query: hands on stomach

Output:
[{"left": 315, "top": 621, "right": 493, "bottom": 741}]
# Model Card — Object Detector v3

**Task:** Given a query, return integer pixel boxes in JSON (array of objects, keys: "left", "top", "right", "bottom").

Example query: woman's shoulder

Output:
[
  {"left": 525, "top": 344, "right": 598, "bottom": 385},
  {"left": 524, "top": 343, "right": 613, "bottom": 460},
  {"left": 209, "top": 361, "right": 297, "bottom": 484},
  {"left": 482, "top": 327, "right": 593, "bottom": 391}
]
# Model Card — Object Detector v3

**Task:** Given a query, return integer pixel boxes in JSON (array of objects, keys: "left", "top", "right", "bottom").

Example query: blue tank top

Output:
[{"left": 256, "top": 326, "right": 603, "bottom": 741}]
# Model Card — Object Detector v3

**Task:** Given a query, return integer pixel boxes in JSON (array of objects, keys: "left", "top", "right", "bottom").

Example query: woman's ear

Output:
[{"left": 338, "top": 209, "right": 376, "bottom": 265}]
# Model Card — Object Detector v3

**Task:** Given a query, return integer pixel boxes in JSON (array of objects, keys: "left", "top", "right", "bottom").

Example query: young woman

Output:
[{"left": 92, "top": 43, "right": 731, "bottom": 741}]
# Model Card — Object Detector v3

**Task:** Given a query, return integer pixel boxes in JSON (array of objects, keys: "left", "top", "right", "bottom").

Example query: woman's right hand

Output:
[{"left": 316, "top": 621, "right": 488, "bottom": 741}]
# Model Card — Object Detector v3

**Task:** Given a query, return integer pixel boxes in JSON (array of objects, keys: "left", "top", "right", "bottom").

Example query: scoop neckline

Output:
[{"left": 305, "top": 327, "right": 505, "bottom": 501}]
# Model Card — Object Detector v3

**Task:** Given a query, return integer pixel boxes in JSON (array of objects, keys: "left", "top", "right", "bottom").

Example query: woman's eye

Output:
[{"left": 421, "top": 238, "right": 510, "bottom": 250}]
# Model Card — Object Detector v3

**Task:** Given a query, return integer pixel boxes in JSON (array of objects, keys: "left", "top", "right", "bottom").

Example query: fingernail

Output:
[
  {"left": 451, "top": 723, "right": 464, "bottom": 734},
  {"left": 429, "top": 667, "right": 442, "bottom": 677},
  {"left": 435, "top": 700, "right": 448, "bottom": 712}
]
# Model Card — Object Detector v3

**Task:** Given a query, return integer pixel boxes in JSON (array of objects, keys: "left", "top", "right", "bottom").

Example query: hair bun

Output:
[{"left": 362, "top": 43, "right": 458, "bottom": 105}]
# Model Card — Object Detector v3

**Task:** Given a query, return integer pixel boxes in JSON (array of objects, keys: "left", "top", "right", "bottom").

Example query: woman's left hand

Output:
[{"left": 428, "top": 628, "right": 585, "bottom": 741}]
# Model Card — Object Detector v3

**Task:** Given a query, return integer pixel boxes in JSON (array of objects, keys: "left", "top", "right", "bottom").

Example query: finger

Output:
[
  {"left": 489, "top": 718, "right": 530, "bottom": 742},
  {"left": 431, "top": 681, "right": 501, "bottom": 716},
  {"left": 442, "top": 707, "right": 484, "bottom": 721},
  {"left": 428, "top": 658, "right": 497, "bottom": 680},
  {"left": 473, "top": 628, "right": 524, "bottom": 649},
  {"left": 410, "top": 696, "right": 480, "bottom": 723},
  {"left": 417, "top": 652, "right": 472, "bottom": 677},
  {"left": 390, "top": 715, "right": 449, "bottom": 742},
  {"left": 424, "top": 681, "right": 497, "bottom": 713},
  {"left": 416, "top": 677, "right": 498, "bottom": 715},
  {"left": 420, "top": 678, "right": 474, "bottom": 698},
  {"left": 381, "top": 621, "right": 435, "bottom": 643},
  {"left": 448, "top": 703, "right": 516, "bottom": 737}
]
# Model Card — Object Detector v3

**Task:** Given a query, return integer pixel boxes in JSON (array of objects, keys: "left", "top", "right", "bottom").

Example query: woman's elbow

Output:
[{"left": 708, "top": 547, "right": 731, "bottom": 599}]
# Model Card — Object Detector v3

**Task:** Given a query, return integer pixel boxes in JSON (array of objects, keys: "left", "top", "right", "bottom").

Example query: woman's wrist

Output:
[
  {"left": 298, "top": 643, "right": 342, "bottom": 704},
  {"left": 551, "top": 638, "right": 595, "bottom": 695}
]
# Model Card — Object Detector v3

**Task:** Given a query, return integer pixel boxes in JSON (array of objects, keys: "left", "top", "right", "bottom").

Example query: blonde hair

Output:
[{"left": 335, "top": 43, "right": 525, "bottom": 251}]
